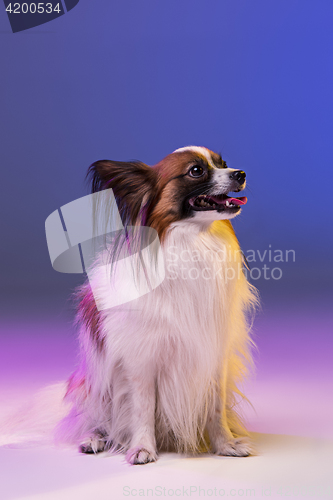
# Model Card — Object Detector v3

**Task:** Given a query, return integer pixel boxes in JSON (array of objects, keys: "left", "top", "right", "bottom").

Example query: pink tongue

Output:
[
  {"left": 210, "top": 195, "right": 248, "bottom": 206},
  {"left": 229, "top": 196, "right": 247, "bottom": 206}
]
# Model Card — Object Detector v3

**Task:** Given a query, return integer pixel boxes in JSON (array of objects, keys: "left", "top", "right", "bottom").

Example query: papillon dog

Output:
[{"left": 56, "top": 146, "right": 258, "bottom": 465}]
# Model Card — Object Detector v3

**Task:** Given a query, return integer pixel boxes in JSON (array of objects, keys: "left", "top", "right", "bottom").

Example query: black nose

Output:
[{"left": 229, "top": 170, "right": 246, "bottom": 183}]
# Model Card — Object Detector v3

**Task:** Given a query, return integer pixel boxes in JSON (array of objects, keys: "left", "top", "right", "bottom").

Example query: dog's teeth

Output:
[
  {"left": 195, "top": 196, "right": 219, "bottom": 209},
  {"left": 226, "top": 200, "right": 230, "bottom": 207}
]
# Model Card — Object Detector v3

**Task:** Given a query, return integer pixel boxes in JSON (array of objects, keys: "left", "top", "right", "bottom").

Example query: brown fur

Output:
[{"left": 75, "top": 283, "right": 105, "bottom": 353}]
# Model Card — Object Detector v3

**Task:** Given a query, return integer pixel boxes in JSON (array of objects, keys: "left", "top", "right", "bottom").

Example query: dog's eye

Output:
[{"left": 188, "top": 165, "right": 204, "bottom": 178}]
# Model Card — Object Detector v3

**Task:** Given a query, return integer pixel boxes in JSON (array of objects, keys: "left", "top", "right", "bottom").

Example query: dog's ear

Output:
[{"left": 87, "top": 160, "right": 158, "bottom": 226}]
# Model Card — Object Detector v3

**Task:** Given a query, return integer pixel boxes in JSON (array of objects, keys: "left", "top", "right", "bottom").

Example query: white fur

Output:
[
  {"left": 173, "top": 146, "right": 215, "bottom": 167},
  {"left": 210, "top": 168, "right": 246, "bottom": 194},
  {"left": 56, "top": 217, "right": 258, "bottom": 463},
  {"left": 191, "top": 207, "right": 241, "bottom": 223}
]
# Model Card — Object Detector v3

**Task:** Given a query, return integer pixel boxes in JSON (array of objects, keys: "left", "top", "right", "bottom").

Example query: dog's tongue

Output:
[
  {"left": 210, "top": 195, "right": 248, "bottom": 206},
  {"left": 228, "top": 196, "right": 247, "bottom": 206}
]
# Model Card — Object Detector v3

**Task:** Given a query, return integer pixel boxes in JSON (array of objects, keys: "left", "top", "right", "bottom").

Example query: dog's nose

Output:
[{"left": 229, "top": 170, "right": 246, "bottom": 183}]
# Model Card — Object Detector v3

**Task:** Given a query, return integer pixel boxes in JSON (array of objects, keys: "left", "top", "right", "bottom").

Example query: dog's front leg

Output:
[
  {"left": 125, "top": 371, "right": 157, "bottom": 465},
  {"left": 206, "top": 376, "right": 253, "bottom": 457}
]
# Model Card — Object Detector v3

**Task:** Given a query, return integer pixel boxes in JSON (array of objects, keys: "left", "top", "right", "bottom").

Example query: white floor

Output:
[
  {"left": 1, "top": 298, "right": 332, "bottom": 500},
  {"left": 1, "top": 433, "right": 332, "bottom": 500}
]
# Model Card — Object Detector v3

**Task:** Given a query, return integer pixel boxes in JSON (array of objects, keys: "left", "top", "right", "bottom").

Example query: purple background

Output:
[{"left": 0, "top": 0, "right": 332, "bottom": 454}]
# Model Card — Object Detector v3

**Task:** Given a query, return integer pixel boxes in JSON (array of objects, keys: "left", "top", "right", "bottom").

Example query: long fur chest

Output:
[{"left": 95, "top": 221, "right": 244, "bottom": 379}]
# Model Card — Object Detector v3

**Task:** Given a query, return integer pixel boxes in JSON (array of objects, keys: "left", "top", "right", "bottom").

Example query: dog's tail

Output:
[{"left": 0, "top": 382, "right": 70, "bottom": 448}]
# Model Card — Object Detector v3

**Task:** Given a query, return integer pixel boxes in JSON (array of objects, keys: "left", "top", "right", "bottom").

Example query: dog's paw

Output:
[
  {"left": 126, "top": 446, "right": 157, "bottom": 465},
  {"left": 79, "top": 437, "right": 107, "bottom": 454},
  {"left": 214, "top": 437, "right": 254, "bottom": 457}
]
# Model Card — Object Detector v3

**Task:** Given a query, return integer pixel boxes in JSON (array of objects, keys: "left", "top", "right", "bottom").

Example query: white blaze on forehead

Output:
[{"left": 173, "top": 146, "right": 215, "bottom": 168}]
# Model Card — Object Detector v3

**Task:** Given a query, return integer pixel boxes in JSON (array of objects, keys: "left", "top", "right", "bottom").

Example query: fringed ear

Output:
[{"left": 87, "top": 160, "right": 158, "bottom": 226}]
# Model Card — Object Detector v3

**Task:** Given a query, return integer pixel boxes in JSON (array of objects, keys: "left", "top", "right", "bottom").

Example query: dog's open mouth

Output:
[{"left": 188, "top": 194, "right": 247, "bottom": 212}]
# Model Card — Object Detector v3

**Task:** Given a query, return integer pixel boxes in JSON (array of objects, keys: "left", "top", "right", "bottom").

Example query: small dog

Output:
[{"left": 56, "top": 146, "right": 258, "bottom": 464}]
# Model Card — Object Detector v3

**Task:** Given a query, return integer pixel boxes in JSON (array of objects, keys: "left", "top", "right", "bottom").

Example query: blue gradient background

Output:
[
  {"left": 0, "top": 2, "right": 333, "bottom": 497},
  {"left": 1, "top": 0, "right": 333, "bottom": 304}
]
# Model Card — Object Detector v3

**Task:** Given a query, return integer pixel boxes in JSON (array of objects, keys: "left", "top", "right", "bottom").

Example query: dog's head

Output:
[{"left": 88, "top": 146, "right": 247, "bottom": 240}]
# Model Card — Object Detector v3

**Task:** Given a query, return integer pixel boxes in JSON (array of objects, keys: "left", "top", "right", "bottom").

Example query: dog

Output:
[{"left": 56, "top": 146, "right": 258, "bottom": 465}]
